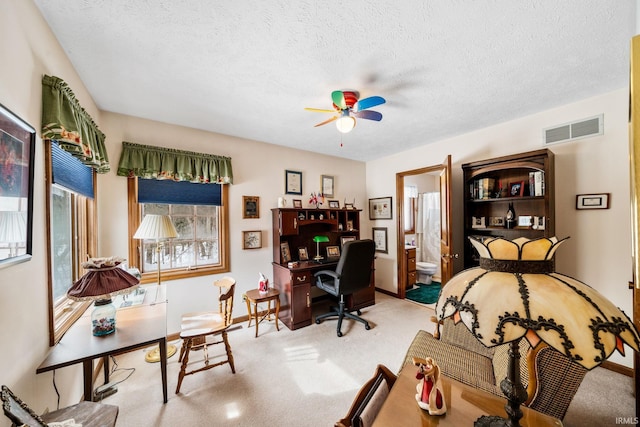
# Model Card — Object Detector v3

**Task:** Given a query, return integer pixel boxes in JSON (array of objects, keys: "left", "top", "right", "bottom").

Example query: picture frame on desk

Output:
[
  {"left": 509, "top": 181, "right": 525, "bottom": 197},
  {"left": 280, "top": 242, "right": 291, "bottom": 262},
  {"left": 298, "top": 247, "right": 309, "bottom": 261},
  {"left": 340, "top": 236, "right": 356, "bottom": 247},
  {"left": 292, "top": 199, "right": 302, "bottom": 208},
  {"left": 326, "top": 246, "right": 340, "bottom": 258},
  {"left": 328, "top": 200, "right": 340, "bottom": 208}
]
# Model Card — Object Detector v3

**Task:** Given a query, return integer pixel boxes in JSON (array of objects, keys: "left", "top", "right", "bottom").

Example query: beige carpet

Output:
[{"left": 98, "top": 292, "right": 634, "bottom": 426}]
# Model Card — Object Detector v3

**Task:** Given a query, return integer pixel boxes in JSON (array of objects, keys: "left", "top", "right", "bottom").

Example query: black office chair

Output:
[{"left": 314, "top": 239, "right": 375, "bottom": 337}]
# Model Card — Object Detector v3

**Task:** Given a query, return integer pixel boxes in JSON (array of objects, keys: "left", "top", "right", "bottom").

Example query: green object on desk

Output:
[{"left": 313, "top": 235, "right": 330, "bottom": 260}]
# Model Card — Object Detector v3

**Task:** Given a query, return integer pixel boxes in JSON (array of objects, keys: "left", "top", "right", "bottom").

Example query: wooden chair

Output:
[
  {"left": 176, "top": 277, "right": 236, "bottom": 393},
  {"left": 335, "top": 364, "right": 396, "bottom": 427},
  {"left": 1, "top": 385, "right": 118, "bottom": 427}
]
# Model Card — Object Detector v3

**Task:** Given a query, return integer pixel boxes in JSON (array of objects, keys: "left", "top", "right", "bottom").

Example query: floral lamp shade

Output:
[{"left": 435, "top": 236, "right": 640, "bottom": 426}]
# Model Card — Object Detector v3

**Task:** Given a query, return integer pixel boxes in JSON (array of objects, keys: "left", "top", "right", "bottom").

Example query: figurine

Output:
[
  {"left": 413, "top": 356, "right": 446, "bottom": 415},
  {"left": 259, "top": 272, "right": 269, "bottom": 294}
]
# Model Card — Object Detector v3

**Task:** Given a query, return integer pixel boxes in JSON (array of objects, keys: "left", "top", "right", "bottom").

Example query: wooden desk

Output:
[
  {"left": 372, "top": 364, "right": 562, "bottom": 427},
  {"left": 37, "top": 288, "right": 169, "bottom": 403},
  {"left": 272, "top": 260, "right": 375, "bottom": 330}
]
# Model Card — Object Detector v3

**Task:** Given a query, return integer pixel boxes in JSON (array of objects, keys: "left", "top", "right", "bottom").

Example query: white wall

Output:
[
  {"left": 367, "top": 88, "right": 634, "bottom": 366},
  {"left": 0, "top": 0, "right": 107, "bottom": 418},
  {"left": 98, "top": 112, "right": 367, "bottom": 333}
]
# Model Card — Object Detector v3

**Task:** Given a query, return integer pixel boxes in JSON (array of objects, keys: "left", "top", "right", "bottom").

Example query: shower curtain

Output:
[{"left": 416, "top": 192, "right": 441, "bottom": 279}]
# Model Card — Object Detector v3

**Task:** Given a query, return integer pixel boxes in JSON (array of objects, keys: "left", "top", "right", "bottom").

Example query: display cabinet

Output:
[{"left": 462, "top": 149, "right": 555, "bottom": 268}]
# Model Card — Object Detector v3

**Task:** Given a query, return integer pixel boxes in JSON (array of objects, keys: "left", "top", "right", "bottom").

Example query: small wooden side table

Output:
[{"left": 244, "top": 288, "right": 280, "bottom": 338}]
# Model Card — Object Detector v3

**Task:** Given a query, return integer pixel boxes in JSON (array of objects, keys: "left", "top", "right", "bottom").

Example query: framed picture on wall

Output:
[
  {"left": 285, "top": 170, "right": 302, "bottom": 195},
  {"left": 242, "top": 230, "right": 262, "bottom": 249},
  {"left": 372, "top": 227, "right": 388, "bottom": 253},
  {"left": 0, "top": 103, "right": 35, "bottom": 268},
  {"left": 321, "top": 175, "right": 334, "bottom": 197},
  {"left": 369, "top": 197, "right": 392, "bottom": 220},
  {"left": 242, "top": 196, "right": 259, "bottom": 219}
]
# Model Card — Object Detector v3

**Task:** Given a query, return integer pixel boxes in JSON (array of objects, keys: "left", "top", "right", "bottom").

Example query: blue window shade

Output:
[
  {"left": 138, "top": 178, "right": 222, "bottom": 206},
  {"left": 51, "top": 141, "right": 94, "bottom": 198}
]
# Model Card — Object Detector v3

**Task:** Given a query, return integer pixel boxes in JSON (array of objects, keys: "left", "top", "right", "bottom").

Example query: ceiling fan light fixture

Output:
[{"left": 336, "top": 116, "right": 356, "bottom": 133}]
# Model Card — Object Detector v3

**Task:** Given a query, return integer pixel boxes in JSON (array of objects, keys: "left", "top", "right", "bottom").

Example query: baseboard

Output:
[
  {"left": 601, "top": 360, "right": 633, "bottom": 377},
  {"left": 375, "top": 287, "right": 399, "bottom": 298}
]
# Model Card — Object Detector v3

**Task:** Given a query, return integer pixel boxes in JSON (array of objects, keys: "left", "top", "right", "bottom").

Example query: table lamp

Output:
[
  {"left": 313, "top": 235, "right": 329, "bottom": 261},
  {"left": 67, "top": 257, "right": 139, "bottom": 336},
  {"left": 0, "top": 211, "right": 26, "bottom": 258},
  {"left": 436, "top": 236, "right": 640, "bottom": 427},
  {"left": 133, "top": 214, "right": 178, "bottom": 362}
]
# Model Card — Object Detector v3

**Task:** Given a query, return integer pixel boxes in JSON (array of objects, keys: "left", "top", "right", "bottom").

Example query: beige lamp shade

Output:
[
  {"left": 133, "top": 214, "right": 178, "bottom": 240},
  {"left": 437, "top": 236, "right": 640, "bottom": 370}
]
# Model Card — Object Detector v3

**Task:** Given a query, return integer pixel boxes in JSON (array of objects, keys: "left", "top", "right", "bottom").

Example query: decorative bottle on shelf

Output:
[{"left": 506, "top": 202, "right": 516, "bottom": 229}]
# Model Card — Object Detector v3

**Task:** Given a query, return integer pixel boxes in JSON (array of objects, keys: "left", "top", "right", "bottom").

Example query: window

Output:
[
  {"left": 46, "top": 143, "right": 96, "bottom": 345},
  {"left": 127, "top": 178, "right": 229, "bottom": 283}
]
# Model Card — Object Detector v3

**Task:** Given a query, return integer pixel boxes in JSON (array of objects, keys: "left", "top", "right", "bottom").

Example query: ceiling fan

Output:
[{"left": 305, "top": 90, "right": 386, "bottom": 133}]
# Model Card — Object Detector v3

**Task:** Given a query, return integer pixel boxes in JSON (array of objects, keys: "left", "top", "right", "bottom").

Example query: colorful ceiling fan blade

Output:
[
  {"left": 304, "top": 107, "right": 338, "bottom": 113},
  {"left": 354, "top": 96, "right": 385, "bottom": 112},
  {"left": 314, "top": 116, "right": 339, "bottom": 127},
  {"left": 353, "top": 110, "right": 383, "bottom": 121},
  {"left": 331, "top": 90, "right": 347, "bottom": 110}
]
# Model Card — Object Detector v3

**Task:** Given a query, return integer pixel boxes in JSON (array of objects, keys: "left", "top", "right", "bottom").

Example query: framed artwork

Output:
[
  {"left": 242, "top": 196, "right": 259, "bottom": 219},
  {"left": 471, "top": 216, "right": 486, "bottom": 229},
  {"left": 369, "top": 197, "right": 392, "bottom": 220},
  {"left": 576, "top": 193, "right": 610, "bottom": 210},
  {"left": 509, "top": 181, "right": 525, "bottom": 197},
  {"left": 298, "top": 247, "right": 309, "bottom": 261},
  {"left": 372, "top": 227, "right": 388, "bottom": 253},
  {"left": 293, "top": 199, "right": 302, "bottom": 208},
  {"left": 0, "top": 103, "right": 35, "bottom": 268},
  {"left": 340, "top": 236, "right": 356, "bottom": 247},
  {"left": 280, "top": 242, "right": 291, "bottom": 262},
  {"left": 532, "top": 216, "right": 546, "bottom": 230},
  {"left": 326, "top": 246, "right": 340, "bottom": 258},
  {"left": 321, "top": 175, "right": 334, "bottom": 197},
  {"left": 489, "top": 217, "right": 505, "bottom": 227},
  {"left": 285, "top": 170, "right": 302, "bottom": 195},
  {"left": 242, "top": 230, "right": 262, "bottom": 249},
  {"left": 517, "top": 216, "right": 533, "bottom": 227},
  {"left": 328, "top": 200, "right": 340, "bottom": 208},
  {"left": 346, "top": 220, "right": 354, "bottom": 231}
]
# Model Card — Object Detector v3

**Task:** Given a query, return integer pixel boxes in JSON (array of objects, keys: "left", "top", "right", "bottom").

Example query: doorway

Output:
[{"left": 395, "top": 156, "right": 453, "bottom": 299}]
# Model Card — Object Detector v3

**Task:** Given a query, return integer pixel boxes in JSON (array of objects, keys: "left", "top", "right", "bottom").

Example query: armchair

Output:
[{"left": 314, "top": 239, "right": 375, "bottom": 337}]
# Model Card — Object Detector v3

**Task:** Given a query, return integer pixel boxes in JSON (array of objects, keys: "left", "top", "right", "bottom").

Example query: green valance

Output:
[
  {"left": 41, "top": 75, "right": 110, "bottom": 173},
  {"left": 116, "top": 141, "right": 233, "bottom": 184}
]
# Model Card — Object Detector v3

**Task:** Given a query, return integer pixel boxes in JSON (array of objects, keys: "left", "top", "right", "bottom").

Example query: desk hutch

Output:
[{"left": 271, "top": 208, "right": 375, "bottom": 330}]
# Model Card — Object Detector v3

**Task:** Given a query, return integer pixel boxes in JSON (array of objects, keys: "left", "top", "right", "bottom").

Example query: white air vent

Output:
[{"left": 543, "top": 114, "right": 603, "bottom": 145}]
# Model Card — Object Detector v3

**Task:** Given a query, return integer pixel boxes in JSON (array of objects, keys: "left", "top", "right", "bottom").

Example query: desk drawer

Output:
[{"left": 292, "top": 272, "right": 311, "bottom": 284}]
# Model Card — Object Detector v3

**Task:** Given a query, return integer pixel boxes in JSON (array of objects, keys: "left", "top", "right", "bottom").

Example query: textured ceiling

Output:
[{"left": 33, "top": 0, "right": 636, "bottom": 162}]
